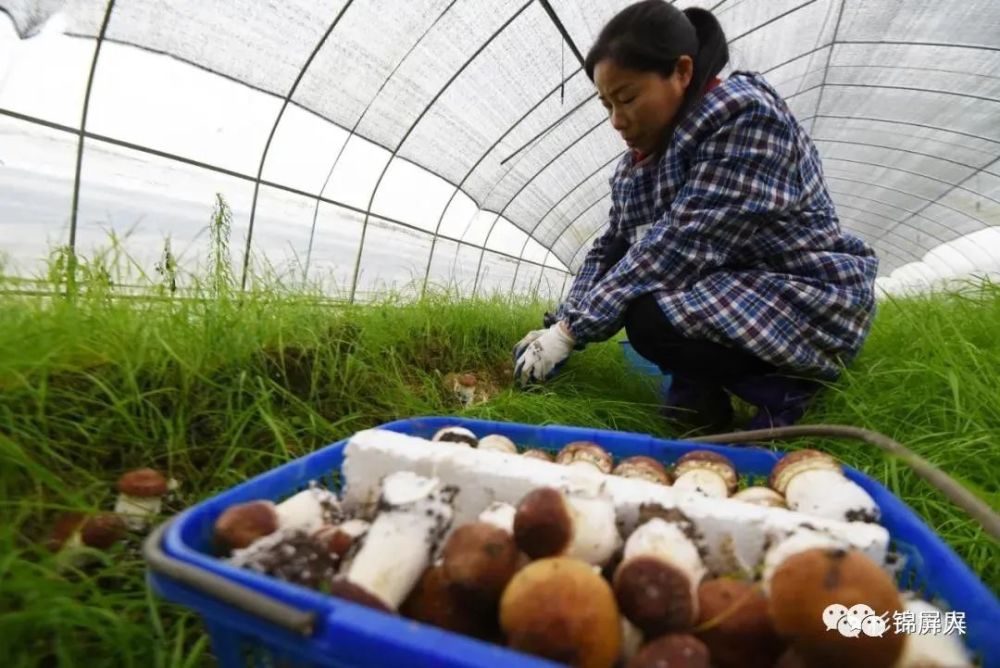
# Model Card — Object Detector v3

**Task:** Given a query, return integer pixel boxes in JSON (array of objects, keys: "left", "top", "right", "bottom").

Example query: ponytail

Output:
[{"left": 677, "top": 7, "right": 729, "bottom": 121}]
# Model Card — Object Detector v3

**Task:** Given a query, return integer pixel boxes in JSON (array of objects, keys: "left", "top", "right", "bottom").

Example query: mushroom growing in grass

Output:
[
  {"left": 49, "top": 512, "right": 128, "bottom": 567},
  {"left": 513, "top": 486, "right": 622, "bottom": 566},
  {"left": 626, "top": 634, "right": 710, "bottom": 668},
  {"left": 115, "top": 468, "right": 170, "bottom": 531},
  {"left": 671, "top": 451, "right": 738, "bottom": 498},
  {"left": 500, "top": 556, "right": 621, "bottom": 668},
  {"left": 770, "top": 449, "right": 880, "bottom": 523},
  {"left": 522, "top": 448, "right": 555, "bottom": 462},
  {"left": 731, "top": 486, "right": 787, "bottom": 508},
  {"left": 613, "top": 456, "right": 672, "bottom": 485},
  {"left": 478, "top": 434, "right": 518, "bottom": 454},
  {"left": 450, "top": 372, "right": 477, "bottom": 407},
  {"left": 767, "top": 546, "right": 905, "bottom": 668},
  {"left": 432, "top": 425, "right": 478, "bottom": 447},
  {"left": 329, "top": 471, "right": 456, "bottom": 611},
  {"left": 612, "top": 517, "right": 706, "bottom": 637},
  {"left": 694, "top": 578, "right": 784, "bottom": 668},
  {"left": 556, "top": 441, "right": 613, "bottom": 474}
]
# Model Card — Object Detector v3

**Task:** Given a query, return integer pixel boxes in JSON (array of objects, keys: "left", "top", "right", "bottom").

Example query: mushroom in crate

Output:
[
  {"left": 764, "top": 531, "right": 905, "bottom": 668},
  {"left": 694, "top": 578, "right": 785, "bottom": 668},
  {"left": 329, "top": 471, "right": 457, "bottom": 611},
  {"left": 671, "top": 451, "right": 738, "bottom": 498},
  {"left": 522, "top": 448, "right": 555, "bottom": 462},
  {"left": 500, "top": 556, "right": 622, "bottom": 668},
  {"left": 731, "top": 486, "right": 786, "bottom": 508},
  {"left": 770, "top": 449, "right": 880, "bottom": 523},
  {"left": 556, "top": 441, "right": 613, "bottom": 474},
  {"left": 115, "top": 468, "right": 170, "bottom": 531},
  {"left": 613, "top": 517, "right": 706, "bottom": 637},
  {"left": 213, "top": 485, "right": 344, "bottom": 553},
  {"left": 612, "top": 456, "right": 671, "bottom": 485},
  {"left": 893, "top": 596, "right": 973, "bottom": 667},
  {"left": 512, "top": 486, "right": 621, "bottom": 566},
  {"left": 626, "top": 634, "right": 710, "bottom": 668},
  {"left": 432, "top": 425, "right": 478, "bottom": 447},
  {"left": 477, "top": 434, "right": 518, "bottom": 454}
]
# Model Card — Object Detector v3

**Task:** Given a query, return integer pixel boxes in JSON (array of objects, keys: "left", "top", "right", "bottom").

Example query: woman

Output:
[{"left": 514, "top": 0, "right": 878, "bottom": 432}]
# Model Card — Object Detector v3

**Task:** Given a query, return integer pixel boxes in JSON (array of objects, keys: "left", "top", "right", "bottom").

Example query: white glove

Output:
[
  {"left": 512, "top": 328, "right": 547, "bottom": 360},
  {"left": 514, "top": 322, "right": 575, "bottom": 385}
]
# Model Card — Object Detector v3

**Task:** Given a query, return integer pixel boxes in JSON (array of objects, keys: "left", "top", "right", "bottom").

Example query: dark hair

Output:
[{"left": 584, "top": 1, "right": 729, "bottom": 124}]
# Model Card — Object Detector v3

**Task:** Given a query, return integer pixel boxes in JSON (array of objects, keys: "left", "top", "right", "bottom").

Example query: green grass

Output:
[{"left": 0, "top": 215, "right": 997, "bottom": 666}]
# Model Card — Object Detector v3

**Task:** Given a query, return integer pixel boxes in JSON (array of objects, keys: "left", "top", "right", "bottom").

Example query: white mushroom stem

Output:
[
  {"left": 784, "top": 469, "right": 880, "bottom": 522},
  {"left": 620, "top": 618, "right": 644, "bottom": 663},
  {"left": 623, "top": 518, "right": 706, "bottom": 589},
  {"left": 564, "top": 491, "right": 622, "bottom": 566},
  {"left": 478, "top": 501, "right": 516, "bottom": 534},
  {"left": 893, "top": 598, "right": 973, "bottom": 667},
  {"left": 761, "top": 529, "right": 845, "bottom": 594},
  {"left": 672, "top": 469, "right": 730, "bottom": 498},
  {"left": 732, "top": 486, "right": 786, "bottom": 508},
  {"left": 114, "top": 495, "right": 162, "bottom": 531},
  {"left": 275, "top": 486, "right": 341, "bottom": 533},
  {"left": 344, "top": 471, "right": 455, "bottom": 610},
  {"left": 478, "top": 434, "right": 518, "bottom": 454}
]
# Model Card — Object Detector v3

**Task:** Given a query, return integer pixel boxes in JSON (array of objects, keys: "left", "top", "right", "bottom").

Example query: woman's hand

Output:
[{"left": 514, "top": 321, "right": 575, "bottom": 385}]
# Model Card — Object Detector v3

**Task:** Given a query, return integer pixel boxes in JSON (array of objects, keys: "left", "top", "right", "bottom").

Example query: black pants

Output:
[{"left": 623, "top": 293, "right": 776, "bottom": 381}]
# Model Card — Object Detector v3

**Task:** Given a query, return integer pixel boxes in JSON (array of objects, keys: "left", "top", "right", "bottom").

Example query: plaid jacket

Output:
[{"left": 556, "top": 72, "right": 878, "bottom": 379}]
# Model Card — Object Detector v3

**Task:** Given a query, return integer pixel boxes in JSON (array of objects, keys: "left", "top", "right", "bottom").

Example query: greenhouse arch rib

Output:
[
  {"left": 347, "top": 0, "right": 535, "bottom": 303},
  {"left": 240, "top": 0, "right": 355, "bottom": 292},
  {"left": 67, "top": 0, "right": 116, "bottom": 295},
  {"left": 418, "top": 67, "right": 586, "bottom": 299}
]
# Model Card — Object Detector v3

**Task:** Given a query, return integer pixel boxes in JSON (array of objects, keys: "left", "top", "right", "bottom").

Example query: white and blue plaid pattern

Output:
[{"left": 557, "top": 72, "right": 878, "bottom": 379}]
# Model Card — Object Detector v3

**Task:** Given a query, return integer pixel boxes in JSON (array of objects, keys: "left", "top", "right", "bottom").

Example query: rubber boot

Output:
[
  {"left": 661, "top": 376, "right": 734, "bottom": 433},
  {"left": 724, "top": 374, "right": 822, "bottom": 430}
]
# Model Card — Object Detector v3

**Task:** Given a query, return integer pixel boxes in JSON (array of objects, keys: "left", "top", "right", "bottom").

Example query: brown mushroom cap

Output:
[
  {"left": 695, "top": 578, "right": 785, "bottom": 668},
  {"left": 214, "top": 500, "right": 280, "bottom": 551},
  {"left": 500, "top": 557, "right": 621, "bottom": 668},
  {"left": 457, "top": 373, "right": 477, "bottom": 387},
  {"left": 117, "top": 468, "right": 169, "bottom": 497},
  {"left": 674, "top": 451, "right": 738, "bottom": 492},
  {"left": 432, "top": 426, "right": 479, "bottom": 447},
  {"left": 614, "top": 555, "right": 696, "bottom": 637},
  {"left": 522, "top": 448, "right": 555, "bottom": 462},
  {"left": 477, "top": 434, "right": 518, "bottom": 454},
  {"left": 613, "top": 456, "right": 672, "bottom": 484},
  {"left": 328, "top": 578, "right": 394, "bottom": 613},
  {"left": 48, "top": 512, "right": 86, "bottom": 552},
  {"left": 768, "top": 547, "right": 905, "bottom": 668},
  {"left": 513, "top": 487, "right": 572, "bottom": 559},
  {"left": 626, "top": 634, "right": 710, "bottom": 668},
  {"left": 80, "top": 513, "right": 128, "bottom": 549},
  {"left": 312, "top": 524, "right": 359, "bottom": 560},
  {"left": 769, "top": 449, "right": 841, "bottom": 493},
  {"left": 731, "top": 486, "right": 787, "bottom": 508},
  {"left": 400, "top": 564, "right": 499, "bottom": 640},
  {"left": 556, "top": 441, "right": 613, "bottom": 474},
  {"left": 442, "top": 522, "right": 519, "bottom": 608}
]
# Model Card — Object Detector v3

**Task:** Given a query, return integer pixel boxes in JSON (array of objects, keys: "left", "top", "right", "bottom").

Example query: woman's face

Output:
[{"left": 594, "top": 56, "right": 693, "bottom": 156}]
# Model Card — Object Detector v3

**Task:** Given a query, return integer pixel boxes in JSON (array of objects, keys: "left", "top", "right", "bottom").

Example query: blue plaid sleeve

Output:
[{"left": 564, "top": 94, "right": 803, "bottom": 343}]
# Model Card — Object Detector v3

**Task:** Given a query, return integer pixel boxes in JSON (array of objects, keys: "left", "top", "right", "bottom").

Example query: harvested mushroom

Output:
[
  {"left": 613, "top": 517, "right": 706, "bottom": 636},
  {"left": 768, "top": 546, "right": 905, "bottom": 668},
  {"left": 522, "top": 448, "right": 555, "bottom": 462},
  {"left": 214, "top": 500, "right": 280, "bottom": 551},
  {"left": 556, "top": 441, "right": 613, "bottom": 474},
  {"left": 626, "top": 634, "right": 709, "bottom": 668},
  {"left": 761, "top": 528, "right": 845, "bottom": 593},
  {"left": 115, "top": 468, "right": 169, "bottom": 531},
  {"left": 228, "top": 527, "right": 338, "bottom": 589},
  {"left": 695, "top": 578, "right": 784, "bottom": 668},
  {"left": 477, "top": 434, "right": 518, "bottom": 454},
  {"left": 312, "top": 518, "right": 369, "bottom": 562},
  {"left": 400, "top": 564, "right": 499, "bottom": 640},
  {"left": 275, "top": 485, "right": 343, "bottom": 534},
  {"left": 671, "top": 451, "right": 738, "bottom": 498},
  {"left": 770, "top": 449, "right": 880, "bottom": 523},
  {"left": 442, "top": 521, "right": 519, "bottom": 610},
  {"left": 893, "top": 597, "right": 973, "bottom": 667},
  {"left": 732, "top": 486, "right": 787, "bottom": 508},
  {"left": 613, "top": 456, "right": 671, "bottom": 485},
  {"left": 513, "top": 486, "right": 621, "bottom": 566},
  {"left": 478, "top": 501, "right": 516, "bottom": 534},
  {"left": 329, "top": 471, "right": 456, "bottom": 611},
  {"left": 500, "top": 556, "right": 621, "bottom": 668},
  {"left": 619, "top": 618, "right": 644, "bottom": 664},
  {"left": 432, "top": 425, "right": 478, "bottom": 447}
]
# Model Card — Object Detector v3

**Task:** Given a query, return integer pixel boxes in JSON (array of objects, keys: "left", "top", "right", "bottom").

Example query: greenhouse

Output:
[{"left": 0, "top": 0, "right": 997, "bottom": 666}]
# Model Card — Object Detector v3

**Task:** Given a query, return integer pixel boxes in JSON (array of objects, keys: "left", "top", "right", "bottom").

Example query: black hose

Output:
[{"left": 688, "top": 424, "right": 1000, "bottom": 543}]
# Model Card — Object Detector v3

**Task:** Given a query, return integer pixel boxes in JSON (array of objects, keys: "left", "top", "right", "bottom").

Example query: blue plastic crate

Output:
[{"left": 146, "top": 416, "right": 1000, "bottom": 667}]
